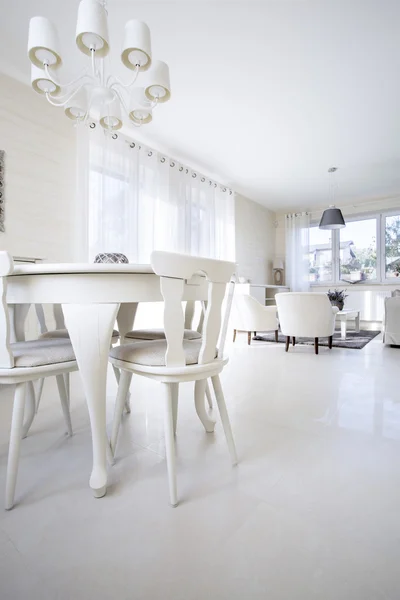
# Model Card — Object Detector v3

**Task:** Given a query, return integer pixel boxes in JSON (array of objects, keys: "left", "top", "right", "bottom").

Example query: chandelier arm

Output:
[
  {"left": 109, "top": 65, "right": 140, "bottom": 90},
  {"left": 112, "top": 87, "right": 131, "bottom": 118},
  {"left": 44, "top": 64, "right": 91, "bottom": 89},
  {"left": 45, "top": 82, "right": 87, "bottom": 108}
]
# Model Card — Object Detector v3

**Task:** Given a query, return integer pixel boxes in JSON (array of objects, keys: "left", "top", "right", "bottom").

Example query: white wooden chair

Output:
[
  {"left": 123, "top": 301, "right": 214, "bottom": 408},
  {"left": 109, "top": 251, "right": 237, "bottom": 506},
  {"left": 0, "top": 252, "right": 78, "bottom": 509}
]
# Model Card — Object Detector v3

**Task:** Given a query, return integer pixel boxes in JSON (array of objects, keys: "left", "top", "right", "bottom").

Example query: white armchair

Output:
[
  {"left": 275, "top": 292, "right": 339, "bottom": 354},
  {"left": 232, "top": 294, "right": 279, "bottom": 345},
  {"left": 383, "top": 291, "right": 400, "bottom": 345}
]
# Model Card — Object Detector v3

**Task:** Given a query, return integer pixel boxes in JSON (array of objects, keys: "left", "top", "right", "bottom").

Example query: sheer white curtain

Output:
[
  {"left": 285, "top": 212, "right": 310, "bottom": 292},
  {"left": 77, "top": 127, "right": 235, "bottom": 263}
]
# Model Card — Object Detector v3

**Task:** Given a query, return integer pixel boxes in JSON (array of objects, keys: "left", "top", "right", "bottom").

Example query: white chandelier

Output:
[{"left": 27, "top": 0, "right": 171, "bottom": 131}]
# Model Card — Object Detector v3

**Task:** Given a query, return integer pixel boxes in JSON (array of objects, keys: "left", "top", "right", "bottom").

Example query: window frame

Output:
[
  {"left": 381, "top": 210, "right": 400, "bottom": 284},
  {"left": 309, "top": 210, "right": 400, "bottom": 286}
]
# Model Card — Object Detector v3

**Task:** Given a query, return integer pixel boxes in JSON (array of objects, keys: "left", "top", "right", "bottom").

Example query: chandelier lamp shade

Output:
[
  {"left": 27, "top": 0, "right": 171, "bottom": 132},
  {"left": 319, "top": 167, "right": 346, "bottom": 230}
]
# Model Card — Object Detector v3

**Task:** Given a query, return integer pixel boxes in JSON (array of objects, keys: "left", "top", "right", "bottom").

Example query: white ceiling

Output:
[{"left": 0, "top": 0, "right": 400, "bottom": 211}]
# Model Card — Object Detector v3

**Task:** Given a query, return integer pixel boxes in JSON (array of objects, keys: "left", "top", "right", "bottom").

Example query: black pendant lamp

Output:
[{"left": 319, "top": 167, "right": 346, "bottom": 230}]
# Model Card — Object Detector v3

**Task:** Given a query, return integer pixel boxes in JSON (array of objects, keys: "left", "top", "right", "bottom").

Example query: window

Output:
[
  {"left": 309, "top": 226, "right": 333, "bottom": 283},
  {"left": 309, "top": 211, "right": 400, "bottom": 285},
  {"left": 339, "top": 218, "right": 377, "bottom": 282},
  {"left": 384, "top": 214, "right": 400, "bottom": 280}
]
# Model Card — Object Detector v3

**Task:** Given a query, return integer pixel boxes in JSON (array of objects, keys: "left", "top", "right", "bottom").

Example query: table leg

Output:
[
  {"left": 341, "top": 317, "right": 347, "bottom": 341},
  {"left": 62, "top": 303, "right": 120, "bottom": 498},
  {"left": 355, "top": 312, "right": 360, "bottom": 333}
]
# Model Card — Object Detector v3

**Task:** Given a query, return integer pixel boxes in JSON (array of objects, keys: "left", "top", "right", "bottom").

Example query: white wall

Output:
[
  {"left": 0, "top": 74, "right": 75, "bottom": 261},
  {"left": 235, "top": 194, "right": 276, "bottom": 283}
]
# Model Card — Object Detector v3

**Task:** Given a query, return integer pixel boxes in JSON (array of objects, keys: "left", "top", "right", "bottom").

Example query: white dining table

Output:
[{"left": 6, "top": 262, "right": 208, "bottom": 498}]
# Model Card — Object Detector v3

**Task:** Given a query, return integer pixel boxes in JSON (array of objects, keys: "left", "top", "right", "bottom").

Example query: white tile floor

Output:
[{"left": 0, "top": 332, "right": 399, "bottom": 599}]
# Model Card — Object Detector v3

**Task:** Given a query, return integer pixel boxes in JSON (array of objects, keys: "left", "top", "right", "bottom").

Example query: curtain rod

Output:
[{"left": 88, "top": 127, "right": 234, "bottom": 195}]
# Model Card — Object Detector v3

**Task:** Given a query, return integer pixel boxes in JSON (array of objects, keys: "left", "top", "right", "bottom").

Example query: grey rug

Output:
[{"left": 254, "top": 330, "right": 380, "bottom": 349}]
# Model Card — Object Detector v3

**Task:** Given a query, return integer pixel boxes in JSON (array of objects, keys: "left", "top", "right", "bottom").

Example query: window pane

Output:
[
  {"left": 385, "top": 215, "right": 400, "bottom": 279},
  {"left": 309, "top": 227, "right": 333, "bottom": 282},
  {"left": 340, "top": 219, "right": 377, "bottom": 282}
]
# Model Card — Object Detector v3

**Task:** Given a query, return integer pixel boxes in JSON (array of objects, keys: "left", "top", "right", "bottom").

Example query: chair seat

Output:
[
  {"left": 11, "top": 339, "right": 76, "bottom": 368},
  {"left": 110, "top": 339, "right": 216, "bottom": 367},
  {"left": 40, "top": 328, "right": 120, "bottom": 340},
  {"left": 125, "top": 328, "right": 201, "bottom": 341}
]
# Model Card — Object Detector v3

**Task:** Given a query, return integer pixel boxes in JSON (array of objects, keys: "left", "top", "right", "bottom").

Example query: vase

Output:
[{"left": 331, "top": 300, "right": 344, "bottom": 311}]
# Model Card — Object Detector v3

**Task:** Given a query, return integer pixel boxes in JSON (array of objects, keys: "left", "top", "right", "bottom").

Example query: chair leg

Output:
[
  {"left": 21, "top": 382, "right": 36, "bottom": 439},
  {"left": 163, "top": 382, "right": 178, "bottom": 507},
  {"left": 254, "top": 331, "right": 257, "bottom": 337},
  {"left": 211, "top": 374, "right": 238, "bottom": 465},
  {"left": 195, "top": 380, "right": 216, "bottom": 433},
  {"left": 275, "top": 329, "right": 279, "bottom": 343},
  {"left": 112, "top": 364, "right": 131, "bottom": 414},
  {"left": 110, "top": 369, "right": 133, "bottom": 456},
  {"left": 292, "top": 337, "right": 296, "bottom": 346},
  {"left": 328, "top": 335, "right": 333, "bottom": 349},
  {"left": 171, "top": 382, "right": 179, "bottom": 435},
  {"left": 56, "top": 375, "right": 72, "bottom": 437},
  {"left": 233, "top": 329, "right": 237, "bottom": 343},
  {"left": 56, "top": 374, "right": 73, "bottom": 437},
  {"left": 247, "top": 332, "right": 251, "bottom": 345},
  {"left": 35, "top": 378, "right": 45, "bottom": 414},
  {"left": 314, "top": 337, "right": 319, "bottom": 354},
  {"left": 205, "top": 380, "right": 213, "bottom": 409},
  {"left": 5, "top": 382, "right": 26, "bottom": 510},
  {"left": 63, "top": 373, "right": 70, "bottom": 409},
  {"left": 285, "top": 336, "right": 290, "bottom": 352}
]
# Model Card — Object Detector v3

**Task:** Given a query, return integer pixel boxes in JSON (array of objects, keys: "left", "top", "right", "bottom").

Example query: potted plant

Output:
[{"left": 327, "top": 289, "right": 348, "bottom": 311}]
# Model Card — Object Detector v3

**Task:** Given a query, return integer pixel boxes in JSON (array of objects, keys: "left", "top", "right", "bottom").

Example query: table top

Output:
[
  {"left": 10, "top": 263, "right": 154, "bottom": 276},
  {"left": 336, "top": 309, "right": 360, "bottom": 316}
]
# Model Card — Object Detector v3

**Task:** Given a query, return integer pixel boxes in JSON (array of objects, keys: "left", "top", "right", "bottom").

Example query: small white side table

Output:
[{"left": 336, "top": 309, "right": 360, "bottom": 340}]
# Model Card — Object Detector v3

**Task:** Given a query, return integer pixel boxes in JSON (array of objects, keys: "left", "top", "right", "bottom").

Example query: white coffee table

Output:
[{"left": 336, "top": 309, "right": 360, "bottom": 340}]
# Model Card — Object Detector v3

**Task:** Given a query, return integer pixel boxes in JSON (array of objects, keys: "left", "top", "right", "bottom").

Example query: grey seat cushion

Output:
[
  {"left": 11, "top": 339, "right": 76, "bottom": 368},
  {"left": 41, "top": 328, "right": 120, "bottom": 340},
  {"left": 125, "top": 328, "right": 201, "bottom": 341},
  {"left": 110, "top": 339, "right": 216, "bottom": 367}
]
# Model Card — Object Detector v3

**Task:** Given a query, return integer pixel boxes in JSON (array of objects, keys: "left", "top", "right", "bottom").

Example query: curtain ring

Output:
[
  {"left": 148, "top": 151, "right": 153, "bottom": 157},
  {"left": 170, "top": 161, "right": 175, "bottom": 167},
  {"left": 112, "top": 133, "right": 118, "bottom": 140},
  {"left": 89, "top": 122, "right": 96, "bottom": 129},
  {"left": 160, "top": 157, "right": 166, "bottom": 163},
  {"left": 130, "top": 142, "right": 135, "bottom": 149},
  {"left": 185, "top": 168, "right": 189, "bottom": 174},
  {"left": 179, "top": 166, "right": 183, "bottom": 172},
  {"left": 222, "top": 187, "right": 227, "bottom": 192},
  {"left": 192, "top": 173, "right": 197, "bottom": 178},
  {"left": 201, "top": 177, "right": 205, "bottom": 182},
  {"left": 214, "top": 183, "right": 217, "bottom": 188},
  {"left": 229, "top": 190, "right": 232, "bottom": 195}
]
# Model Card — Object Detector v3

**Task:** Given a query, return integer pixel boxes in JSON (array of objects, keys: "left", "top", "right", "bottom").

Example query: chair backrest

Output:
[
  {"left": 151, "top": 251, "right": 236, "bottom": 367},
  {"left": 276, "top": 292, "right": 336, "bottom": 338},
  {"left": 0, "top": 252, "right": 15, "bottom": 368},
  {"left": 35, "top": 303, "right": 66, "bottom": 335},
  {"left": 234, "top": 294, "right": 263, "bottom": 325}
]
